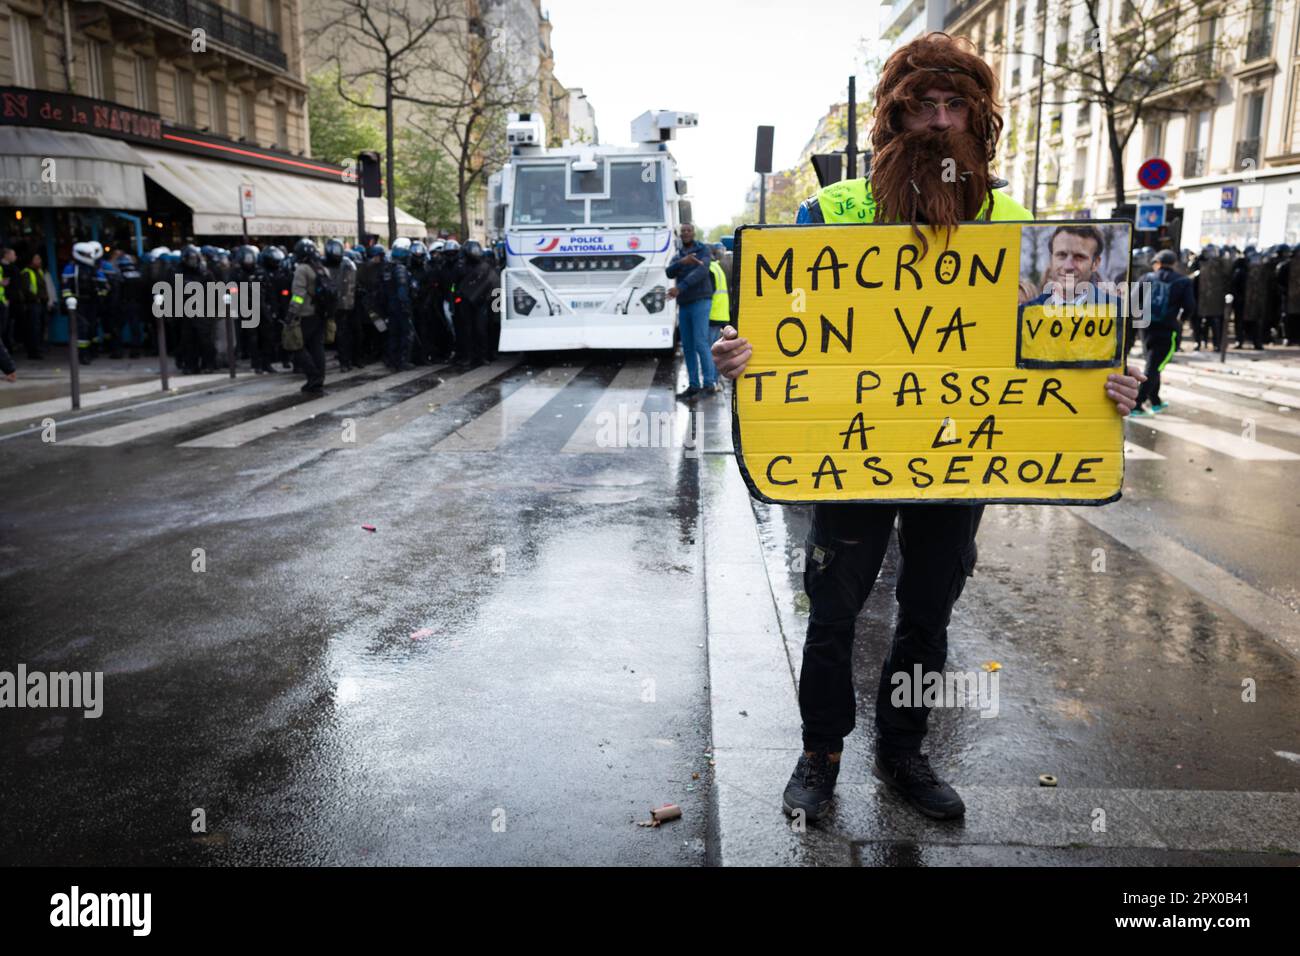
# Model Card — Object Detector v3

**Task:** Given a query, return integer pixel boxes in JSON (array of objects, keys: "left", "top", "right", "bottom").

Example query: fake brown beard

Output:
[{"left": 870, "top": 127, "right": 992, "bottom": 257}]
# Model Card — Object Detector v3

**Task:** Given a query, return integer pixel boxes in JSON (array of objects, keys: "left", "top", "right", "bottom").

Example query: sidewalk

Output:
[
  {"left": 0, "top": 352, "right": 251, "bottom": 410},
  {"left": 697, "top": 394, "right": 1300, "bottom": 867}
]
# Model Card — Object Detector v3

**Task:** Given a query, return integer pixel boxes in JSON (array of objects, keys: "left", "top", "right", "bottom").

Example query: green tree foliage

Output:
[
  {"left": 307, "top": 67, "right": 384, "bottom": 165},
  {"left": 394, "top": 125, "right": 460, "bottom": 234}
]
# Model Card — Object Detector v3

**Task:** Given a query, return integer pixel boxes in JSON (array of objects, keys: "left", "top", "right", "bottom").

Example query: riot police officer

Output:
[
  {"left": 408, "top": 240, "right": 437, "bottom": 365},
  {"left": 321, "top": 238, "right": 357, "bottom": 369},
  {"left": 455, "top": 240, "right": 499, "bottom": 367},
  {"left": 115, "top": 252, "right": 147, "bottom": 358},
  {"left": 60, "top": 241, "right": 107, "bottom": 365},
  {"left": 176, "top": 244, "right": 216, "bottom": 373},
  {"left": 287, "top": 238, "right": 329, "bottom": 393},
  {"left": 253, "top": 246, "right": 286, "bottom": 373},
  {"left": 1192, "top": 245, "right": 1229, "bottom": 351},
  {"left": 380, "top": 240, "right": 414, "bottom": 371}
]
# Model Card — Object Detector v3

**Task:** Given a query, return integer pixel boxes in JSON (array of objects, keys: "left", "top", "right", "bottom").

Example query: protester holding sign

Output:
[{"left": 711, "top": 32, "right": 1144, "bottom": 825}]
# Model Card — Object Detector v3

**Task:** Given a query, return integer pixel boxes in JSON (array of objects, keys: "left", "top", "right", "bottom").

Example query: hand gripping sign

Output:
[{"left": 730, "top": 220, "right": 1133, "bottom": 504}]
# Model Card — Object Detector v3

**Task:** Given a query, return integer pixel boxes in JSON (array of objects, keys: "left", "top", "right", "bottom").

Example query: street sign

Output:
[
  {"left": 1221, "top": 186, "right": 1238, "bottom": 209},
  {"left": 239, "top": 183, "right": 255, "bottom": 218},
  {"left": 1137, "top": 157, "right": 1172, "bottom": 191},
  {"left": 1137, "top": 190, "right": 1166, "bottom": 229}
]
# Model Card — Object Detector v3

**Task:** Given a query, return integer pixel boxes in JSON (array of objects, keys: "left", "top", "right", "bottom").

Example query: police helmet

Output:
[
  {"left": 292, "top": 238, "right": 318, "bottom": 263},
  {"left": 181, "top": 244, "right": 202, "bottom": 268},
  {"left": 72, "top": 241, "right": 98, "bottom": 267},
  {"left": 234, "top": 245, "right": 260, "bottom": 271},
  {"left": 345, "top": 248, "right": 364, "bottom": 263},
  {"left": 85, "top": 240, "right": 104, "bottom": 263},
  {"left": 368, "top": 243, "right": 387, "bottom": 259},
  {"left": 1155, "top": 249, "right": 1178, "bottom": 266},
  {"left": 323, "top": 238, "right": 345, "bottom": 267},
  {"left": 463, "top": 240, "right": 483, "bottom": 260},
  {"left": 429, "top": 239, "right": 446, "bottom": 253},
  {"left": 392, "top": 237, "right": 412, "bottom": 252},
  {"left": 149, "top": 246, "right": 172, "bottom": 259},
  {"left": 410, "top": 241, "right": 428, "bottom": 262},
  {"left": 259, "top": 246, "right": 285, "bottom": 270},
  {"left": 443, "top": 239, "right": 460, "bottom": 253}
]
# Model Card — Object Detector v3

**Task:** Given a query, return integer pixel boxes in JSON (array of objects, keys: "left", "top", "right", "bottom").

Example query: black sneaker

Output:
[
  {"left": 782, "top": 749, "right": 841, "bottom": 822},
  {"left": 872, "top": 752, "right": 965, "bottom": 820},
  {"left": 675, "top": 386, "right": 700, "bottom": 402}
]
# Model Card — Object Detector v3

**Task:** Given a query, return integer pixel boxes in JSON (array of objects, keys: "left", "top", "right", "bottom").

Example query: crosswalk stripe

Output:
[
  {"left": 63, "top": 369, "right": 369, "bottom": 447},
  {"left": 432, "top": 363, "right": 584, "bottom": 452},
  {"left": 1126, "top": 414, "right": 1300, "bottom": 461},
  {"left": 177, "top": 367, "right": 433, "bottom": 448},
  {"left": 1159, "top": 385, "right": 1300, "bottom": 439},
  {"left": 0, "top": 372, "right": 247, "bottom": 427},
  {"left": 346, "top": 358, "right": 520, "bottom": 448},
  {"left": 1163, "top": 366, "right": 1300, "bottom": 407},
  {"left": 1123, "top": 440, "right": 1166, "bottom": 460},
  {"left": 561, "top": 358, "right": 659, "bottom": 453}
]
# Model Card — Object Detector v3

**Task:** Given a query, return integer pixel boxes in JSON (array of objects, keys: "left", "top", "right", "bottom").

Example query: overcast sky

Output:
[{"left": 543, "top": 0, "right": 885, "bottom": 230}]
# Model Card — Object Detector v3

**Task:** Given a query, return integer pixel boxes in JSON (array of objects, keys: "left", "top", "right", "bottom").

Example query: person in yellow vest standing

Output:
[
  {"left": 705, "top": 243, "right": 730, "bottom": 393},
  {"left": 711, "top": 32, "right": 1144, "bottom": 824}
]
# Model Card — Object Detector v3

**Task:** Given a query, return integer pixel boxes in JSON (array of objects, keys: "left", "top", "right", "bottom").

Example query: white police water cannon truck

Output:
[{"left": 489, "top": 109, "right": 699, "bottom": 352}]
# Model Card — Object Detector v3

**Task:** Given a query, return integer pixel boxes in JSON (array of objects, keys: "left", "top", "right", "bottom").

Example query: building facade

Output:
[
  {"left": 942, "top": 0, "right": 1300, "bottom": 249},
  {"left": 0, "top": 0, "right": 420, "bottom": 270}
]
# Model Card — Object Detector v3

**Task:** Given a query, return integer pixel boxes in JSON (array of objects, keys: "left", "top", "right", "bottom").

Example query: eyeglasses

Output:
[{"left": 913, "top": 98, "right": 969, "bottom": 117}]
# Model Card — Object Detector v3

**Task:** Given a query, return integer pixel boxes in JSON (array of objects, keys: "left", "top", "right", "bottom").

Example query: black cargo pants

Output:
[{"left": 799, "top": 501, "right": 983, "bottom": 758}]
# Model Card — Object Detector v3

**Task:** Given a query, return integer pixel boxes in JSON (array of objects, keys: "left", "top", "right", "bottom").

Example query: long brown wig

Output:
[{"left": 869, "top": 32, "right": 1005, "bottom": 256}]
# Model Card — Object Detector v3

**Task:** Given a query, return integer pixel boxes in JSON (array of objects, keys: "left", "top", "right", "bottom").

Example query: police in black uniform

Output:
[
  {"left": 115, "top": 252, "right": 147, "bottom": 358},
  {"left": 287, "top": 238, "right": 328, "bottom": 393},
  {"left": 456, "top": 240, "right": 499, "bottom": 367},
  {"left": 176, "top": 244, "right": 216, "bottom": 373},
  {"left": 379, "top": 244, "right": 413, "bottom": 371}
]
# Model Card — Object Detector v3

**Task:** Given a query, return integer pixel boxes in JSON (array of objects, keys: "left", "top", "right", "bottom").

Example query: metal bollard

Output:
[{"left": 65, "top": 297, "right": 81, "bottom": 410}]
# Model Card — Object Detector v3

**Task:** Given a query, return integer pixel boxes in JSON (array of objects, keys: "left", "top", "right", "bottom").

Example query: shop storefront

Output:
[
  {"left": 1, "top": 85, "right": 425, "bottom": 265},
  {"left": 1175, "top": 165, "right": 1300, "bottom": 249}
]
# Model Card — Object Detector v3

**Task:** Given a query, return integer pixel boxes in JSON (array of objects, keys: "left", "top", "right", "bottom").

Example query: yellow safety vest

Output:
[
  {"left": 708, "top": 259, "right": 729, "bottom": 324},
  {"left": 815, "top": 177, "right": 1031, "bottom": 223}
]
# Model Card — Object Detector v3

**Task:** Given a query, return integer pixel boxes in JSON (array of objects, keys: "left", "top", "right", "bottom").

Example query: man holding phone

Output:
[{"left": 666, "top": 223, "right": 719, "bottom": 401}]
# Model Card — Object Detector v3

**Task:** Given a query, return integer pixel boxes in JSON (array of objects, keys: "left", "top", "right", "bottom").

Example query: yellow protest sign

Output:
[{"left": 731, "top": 220, "right": 1132, "bottom": 504}]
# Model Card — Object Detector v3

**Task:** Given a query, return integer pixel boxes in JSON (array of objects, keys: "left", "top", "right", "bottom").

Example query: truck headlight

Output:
[
  {"left": 640, "top": 286, "right": 666, "bottom": 314},
  {"left": 512, "top": 287, "right": 537, "bottom": 316}
]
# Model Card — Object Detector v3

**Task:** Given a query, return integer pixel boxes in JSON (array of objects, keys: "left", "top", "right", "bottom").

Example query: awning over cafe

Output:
[
  {"left": 0, "top": 127, "right": 148, "bottom": 209},
  {"left": 136, "top": 147, "right": 426, "bottom": 239}
]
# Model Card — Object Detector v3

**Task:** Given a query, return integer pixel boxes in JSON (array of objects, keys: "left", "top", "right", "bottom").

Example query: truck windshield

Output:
[
  {"left": 512, "top": 160, "right": 666, "bottom": 227},
  {"left": 512, "top": 166, "right": 584, "bottom": 225},
  {"left": 590, "top": 162, "right": 664, "bottom": 225}
]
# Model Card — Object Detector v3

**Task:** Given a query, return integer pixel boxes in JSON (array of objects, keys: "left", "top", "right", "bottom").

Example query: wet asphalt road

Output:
[
  {"left": 1, "top": 345, "right": 1298, "bottom": 866},
  {"left": 0, "top": 352, "right": 712, "bottom": 865}
]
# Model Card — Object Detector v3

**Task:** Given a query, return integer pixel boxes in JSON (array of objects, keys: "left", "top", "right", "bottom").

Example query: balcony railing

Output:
[
  {"left": 116, "top": 0, "right": 287, "bottom": 71},
  {"left": 1184, "top": 147, "right": 1206, "bottom": 177},
  {"left": 944, "top": 0, "right": 981, "bottom": 28},
  {"left": 1245, "top": 25, "right": 1274, "bottom": 63},
  {"left": 1149, "top": 45, "right": 1217, "bottom": 91},
  {"left": 1235, "top": 137, "right": 1260, "bottom": 169}
]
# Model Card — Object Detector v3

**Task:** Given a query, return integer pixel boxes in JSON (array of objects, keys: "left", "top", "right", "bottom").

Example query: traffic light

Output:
[
  {"left": 358, "top": 151, "right": 382, "bottom": 198},
  {"left": 754, "top": 126, "right": 774, "bottom": 174}
]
